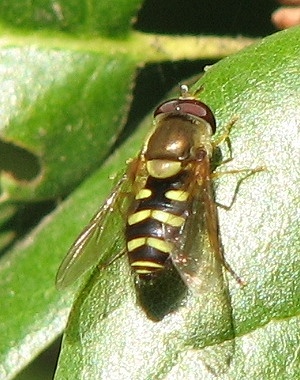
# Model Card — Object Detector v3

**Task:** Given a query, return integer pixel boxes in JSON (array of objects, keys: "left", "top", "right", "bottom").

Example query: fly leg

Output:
[
  {"left": 213, "top": 167, "right": 266, "bottom": 210},
  {"left": 209, "top": 122, "right": 266, "bottom": 286},
  {"left": 212, "top": 117, "right": 238, "bottom": 165},
  {"left": 212, "top": 117, "right": 266, "bottom": 209},
  {"left": 211, "top": 167, "right": 265, "bottom": 286}
]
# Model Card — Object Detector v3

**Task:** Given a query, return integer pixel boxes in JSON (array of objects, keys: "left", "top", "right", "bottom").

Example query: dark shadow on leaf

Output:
[{"left": 135, "top": 263, "right": 188, "bottom": 321}]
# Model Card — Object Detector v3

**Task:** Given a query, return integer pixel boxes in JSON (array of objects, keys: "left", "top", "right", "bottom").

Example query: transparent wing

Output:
[
  {"left": 171, "top": 161, "right": 229, "bottom": 296},
  {"left": 171, "top": 162, "right": 235, "bottom": 374},
  {"left": 56, "top": 174, "right": 132, "bottom": 289}
]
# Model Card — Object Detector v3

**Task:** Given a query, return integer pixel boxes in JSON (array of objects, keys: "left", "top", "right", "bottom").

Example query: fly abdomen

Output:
[
  {"left": 126, "top": 173, "right": 190, "bottom": 279},
  {"left": 127, "top": 237, "right": 173, "bottom": 279}
]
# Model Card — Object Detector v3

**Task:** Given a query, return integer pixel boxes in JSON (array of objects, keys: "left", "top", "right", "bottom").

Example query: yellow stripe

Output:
[
  {"left": 128, "top": 210, "right": 151, "bottom": 225},
  {"left": 135, "top": 188, "right": 152, "bottom": 200},
  {"left": 152, "top": 210, "right": 185, "bottom": 227},
  {"left": 128, "top": 209, "right": 185, "bottom": 227},
  {"left": 135, "top": 269, "right": 153, "bottom": 274},
  {"left": 127, "top": 237, "right": 172, "bottom": 254},
  {"left": 147, "top": 237, "right": 172, "bottom": 253},
  {"left": 165, "top": 190, "right": 189, "bottom": 201},
  {"left": 131, "top": 261, "right": 164, "bottom": 269},
  {"left": 127, "top": 237, "right": 146, "bottom": 252}
]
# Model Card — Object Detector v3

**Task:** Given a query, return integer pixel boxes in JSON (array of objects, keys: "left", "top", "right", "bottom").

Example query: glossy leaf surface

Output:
[{"left": 55, "top": 28, "right": 300, "bottom": 379}]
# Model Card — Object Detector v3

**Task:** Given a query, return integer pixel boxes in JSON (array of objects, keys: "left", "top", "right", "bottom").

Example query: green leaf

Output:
[
  {"left": 0, "top": 45, "right": 138, "bottom": 201},
  {"left": 0, "top": 4, "right": 298, "bottom": 378},
  {"left": 0, "top": 0, "right": 142, "bottom": 36},
  {"left": 54, "top": 27, "right": 300, "bottom": 379},
  {"left": 0, "top": 31, "right": 254, "bottom": 203}
]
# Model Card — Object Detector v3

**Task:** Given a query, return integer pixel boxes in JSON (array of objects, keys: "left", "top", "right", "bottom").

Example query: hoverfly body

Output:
[{"left": 56, "top": 84, "right": 254, "bottom": 323}]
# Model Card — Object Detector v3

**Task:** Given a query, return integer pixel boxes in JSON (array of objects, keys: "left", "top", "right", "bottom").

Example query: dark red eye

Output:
[{"left": 154, "top": 98, "right": 216, "bottom": 133}]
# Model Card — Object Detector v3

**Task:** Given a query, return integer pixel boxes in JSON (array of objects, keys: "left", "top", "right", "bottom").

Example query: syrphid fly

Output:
[
  {"left": 56, "top": 84, "right": 258, "bottom": 322},
  {"left": 56, "top": 84, "right": 265, "bottom": 374}
]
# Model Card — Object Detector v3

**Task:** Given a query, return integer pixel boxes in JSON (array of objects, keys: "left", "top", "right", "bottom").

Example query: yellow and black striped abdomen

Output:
[{"left": 126, "top": 172, "right": 191, "bottom": 280}]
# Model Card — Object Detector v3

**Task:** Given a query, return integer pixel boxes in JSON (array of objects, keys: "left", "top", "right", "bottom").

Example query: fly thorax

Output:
[
  {"left": 146, "top": 159, "right": 182, "bottom": 178},
  {"left": 144, "top": 114, "right": 214, "bottom": 178}
]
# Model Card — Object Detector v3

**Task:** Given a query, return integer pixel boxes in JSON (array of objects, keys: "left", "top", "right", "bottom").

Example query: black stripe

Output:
[
  {"left": 128, "top": 245, "right": 170, "bottom": 266},
  {"left": 132, "top": 171, "right": 191, "bottom": 215},
  {"left": 126, "top": 218, "right": 163, "bottom": 240},
  {"left": 126, "top": 216, "right": 183, "bottom": 242}
]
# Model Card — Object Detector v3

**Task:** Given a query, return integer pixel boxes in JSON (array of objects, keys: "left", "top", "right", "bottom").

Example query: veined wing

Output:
[
  {"left": 171, "top": 162, "right": 235, "bottom": 374},
  {"left": 56, "top": 175, "right": 132, "bottom": 289}
]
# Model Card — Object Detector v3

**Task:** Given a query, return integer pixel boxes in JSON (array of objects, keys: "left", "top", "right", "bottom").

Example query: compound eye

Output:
[{"left": 154, "top": 98, "right": 216, "bottom": 133}]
